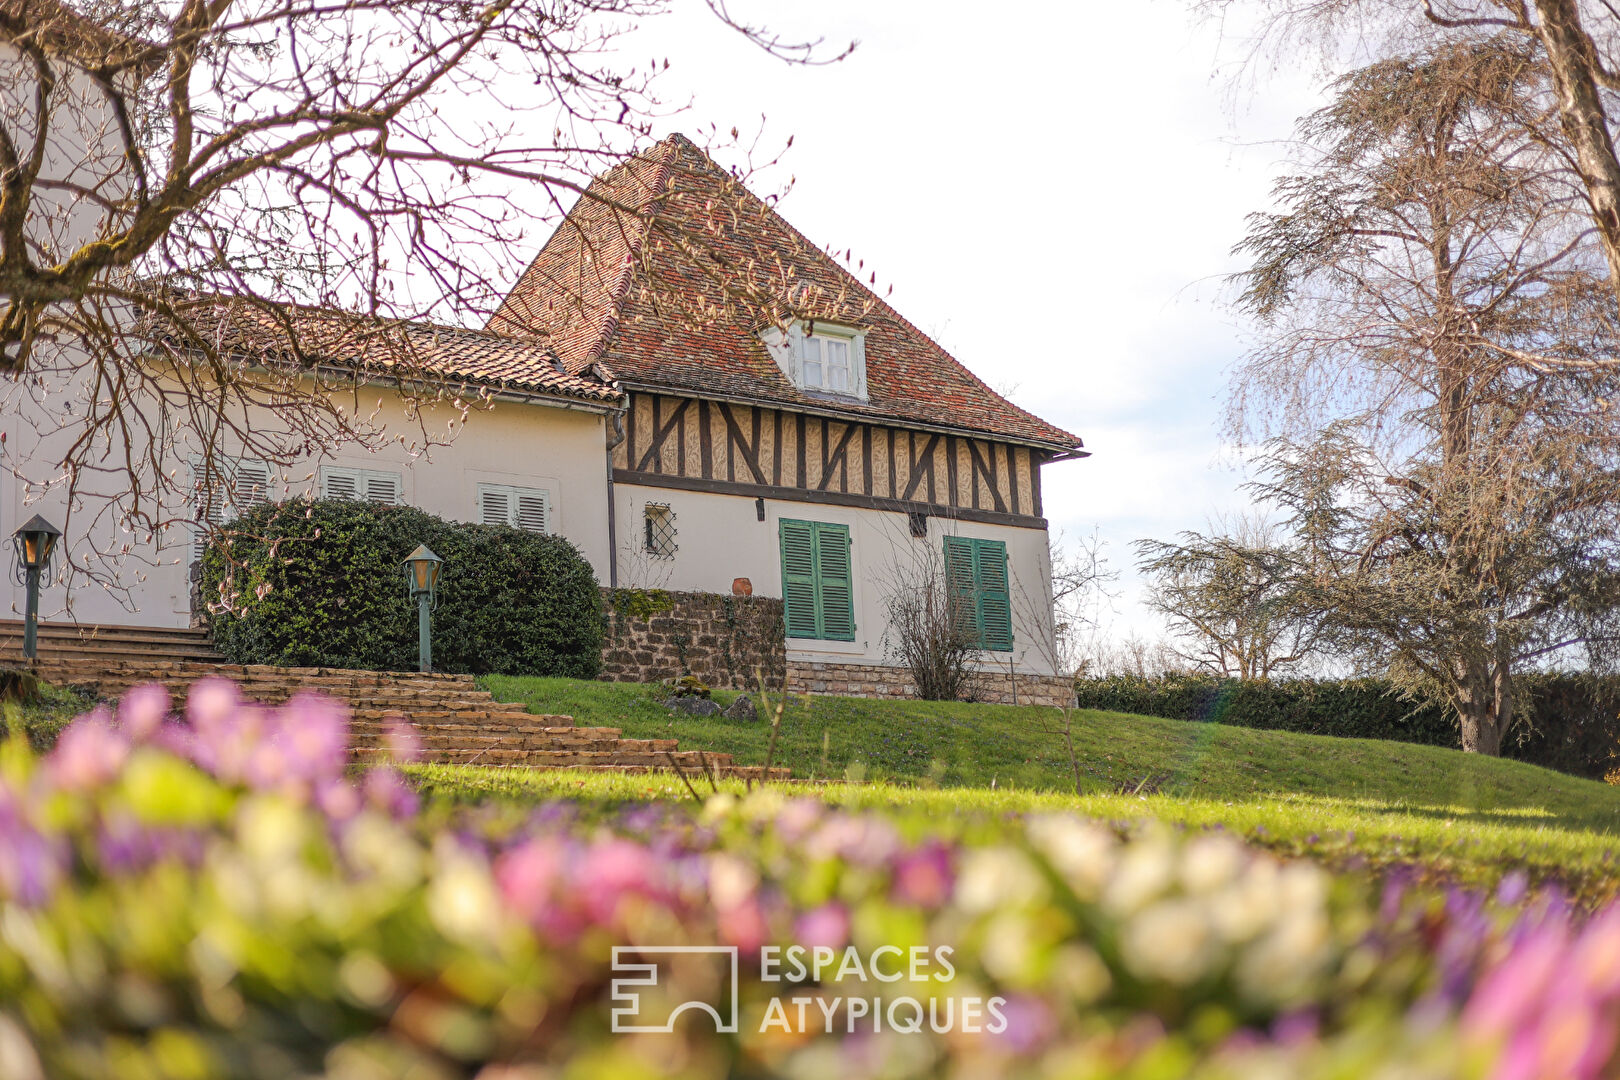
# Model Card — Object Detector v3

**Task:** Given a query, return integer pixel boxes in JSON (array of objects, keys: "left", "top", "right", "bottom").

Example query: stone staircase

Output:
[{"left": 4, "top": 621, "right": 785, "bottom": 780}]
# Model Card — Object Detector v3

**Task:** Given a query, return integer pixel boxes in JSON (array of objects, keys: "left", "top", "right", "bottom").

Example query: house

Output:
[
  {"left": 2, "top": 47, "right": 1085, "bottom": 702},
  {"left": 488, "top": 134, "right": 1086, "bottom": 701}
]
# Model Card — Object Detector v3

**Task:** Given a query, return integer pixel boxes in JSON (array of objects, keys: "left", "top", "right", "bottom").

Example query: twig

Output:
[{"left": 665, "top": 750, "right": 703, "bottom": 804}]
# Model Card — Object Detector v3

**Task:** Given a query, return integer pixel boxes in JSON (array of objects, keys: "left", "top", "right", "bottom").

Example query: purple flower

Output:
[{"left": 362, "top": 766, "right": 419, "bottom": 820}]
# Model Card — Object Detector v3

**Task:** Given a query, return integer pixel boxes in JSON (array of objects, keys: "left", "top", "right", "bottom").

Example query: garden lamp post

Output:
[
  {"left": 12, "top": 515, "right": 61, "bottom": 662},
  {"left": 403, "top": 544, "right": 442, "bottom": 673}
]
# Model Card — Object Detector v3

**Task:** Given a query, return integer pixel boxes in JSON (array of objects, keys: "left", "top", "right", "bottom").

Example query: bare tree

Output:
[
  {"left": 1232, "top": 40, "right": 1620, "bottom": 754},
  {"left": 1197, "top": 0, "right": 1620, "bottom": 305},
  {"left": 1047, "top": 527, "right": 1116, "bottom": 672},
  {"left": 1136, "top": 511, "right": 1322, "bottom": 680},
  {"left": 881, "top": 542, "right": 979, "bottom": 702},
  {"left": 0, "top": 0, "right": 850, "bottom": 601}
]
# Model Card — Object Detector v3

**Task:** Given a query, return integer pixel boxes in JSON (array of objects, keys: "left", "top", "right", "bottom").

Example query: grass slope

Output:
[
  {"left": 468, "top": 675, "right": 1620, "bottom": 902},
  {"left": 480, "top": 675, "right": 1620, "bottom": 830}
]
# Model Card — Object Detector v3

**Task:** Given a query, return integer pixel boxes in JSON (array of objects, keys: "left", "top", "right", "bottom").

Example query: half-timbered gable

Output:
[
  {"left": 613, "top": 393, "right": 1049, "bottom": 528},
  {"left": 488, "top": 133, "right": 1085, "bottom": 682}
]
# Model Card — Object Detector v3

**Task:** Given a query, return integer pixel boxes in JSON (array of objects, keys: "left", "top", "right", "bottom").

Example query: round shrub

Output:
[{"left": 200, "top": 497, "right": 603, "bottom": 676}]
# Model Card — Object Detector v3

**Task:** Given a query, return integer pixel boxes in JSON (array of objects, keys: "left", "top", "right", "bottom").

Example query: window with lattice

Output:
[{"left": 643, "top": 503, "right": 676, "bottom": 559}]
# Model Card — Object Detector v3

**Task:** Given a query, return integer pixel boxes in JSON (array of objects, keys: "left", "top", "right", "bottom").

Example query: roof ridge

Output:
[{"left": 573, "top": 137, "right": 680, "bottom": 373}]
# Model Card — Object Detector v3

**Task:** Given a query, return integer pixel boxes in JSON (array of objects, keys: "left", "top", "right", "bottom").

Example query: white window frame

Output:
[
  {"left": 477, "top": 483, "right": 551, "bottom": 534},
  {"left": 320, "top": 465, "right": 402, "bottom": 505},
  {"left": 761, "top": 320, "right": 868, "bottom": 401},
  {"left": 190, "top": 456, "right": 273, "bottom": 562}
]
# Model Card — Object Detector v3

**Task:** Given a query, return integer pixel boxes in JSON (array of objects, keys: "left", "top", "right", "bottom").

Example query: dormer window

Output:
[{"left": 761, "top": 320, "right": 868, "bottom": 400}]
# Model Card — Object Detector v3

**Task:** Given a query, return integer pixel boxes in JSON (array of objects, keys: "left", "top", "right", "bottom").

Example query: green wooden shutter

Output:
[
  {"left": 975, "top": 539, "right": 1013, "bottom": 651},
  {"left": 780, "top": 519, "right": 820, "bottom": 638},
  {"left": 814, "top": 523, "right": 855, "bottom": 641},
  {"left": 943, "top": 535, "right": 980, "bottom": 641},
  {"left": 941, "top": 536, "right": 1012, "bottom": 651}
]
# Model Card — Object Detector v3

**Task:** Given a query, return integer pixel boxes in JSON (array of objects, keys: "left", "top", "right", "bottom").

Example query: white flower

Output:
[
  {"left": 955, "top": 848, "right": 1048, "bottom": 914},
  {"left": 1121, "top": 898, "right": 1219, "bottom": 985},
  {"left": 1027, "top": 815, "right": 1116, "bottom": 900},
  {"left": 1179, "top": 836, "right": 1245, "bottom": 895},
  {"left": 1102, "top": 840, "right": 1176, "bottom": 916}
]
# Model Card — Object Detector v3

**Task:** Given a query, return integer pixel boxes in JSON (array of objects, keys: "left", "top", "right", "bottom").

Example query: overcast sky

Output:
[{"left": 615, "top": 0, "right": 1322, "bottom": 643}]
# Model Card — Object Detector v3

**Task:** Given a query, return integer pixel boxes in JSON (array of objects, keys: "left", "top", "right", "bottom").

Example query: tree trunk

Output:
[
  {"left": 1453, "top": 663, "right": 1510, "bottom": 756},
  {"left": 1533, "top": 0, "right": 1620, "bottom": 295}
]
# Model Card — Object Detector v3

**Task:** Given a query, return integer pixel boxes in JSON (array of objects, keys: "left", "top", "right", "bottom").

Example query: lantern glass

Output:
[
  {"left": 403, "top": 544, "right": 442, "bottom": 597},
  {"left": 13, "top": 515, "right": 61, "bottom": 572}
]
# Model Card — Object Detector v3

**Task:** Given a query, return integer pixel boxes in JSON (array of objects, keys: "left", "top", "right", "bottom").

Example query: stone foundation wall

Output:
[
  {"left": 598, "top": 588, "right": 1074, "bottom": 707},
  {"left": 599, "top": 589, "right": 786, "bottom": 689},
  {"left": 785, "top": 660, "right": 1077, "bottom": 709}
]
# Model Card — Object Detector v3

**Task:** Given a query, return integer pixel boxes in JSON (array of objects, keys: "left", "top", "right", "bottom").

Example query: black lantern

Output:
[
  {"left": 11, "top": 514, "right": 61, "bottom": 662},
  {"left": 402, "top": 544, "right": 442, "bottom": 672}
]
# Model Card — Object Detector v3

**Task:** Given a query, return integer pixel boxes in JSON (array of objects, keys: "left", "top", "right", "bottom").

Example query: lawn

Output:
[{"left": 470, "top": 675, "right": 1620, "bottom": 902}]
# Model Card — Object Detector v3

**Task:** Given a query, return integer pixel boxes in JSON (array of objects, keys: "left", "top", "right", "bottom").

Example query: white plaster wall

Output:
[
  {"left": 613, "top": 483, "right": 1060, "bottom": 676},
  {"left": 1, "top": 390, "right": 612, "bottom": 628}
]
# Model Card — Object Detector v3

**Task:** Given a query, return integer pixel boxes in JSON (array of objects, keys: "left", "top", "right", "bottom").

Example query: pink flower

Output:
[
  {"left": 382, "top": 717, "right": 422, "bottom": 764},
  {"left": 49, "top": 711, "right": 129, "bottom": 791},
  {"left": 1463, "top": 927, "right": 1569, "bottom": 1036},
  {"left": 892, "top": 841, "right": 953, "bottom": 908},
  {"left": 117, "top": 684, "right": 171, "bottom": 741},
  {"left": 794, "top": 902, "right": 850, "bottom": 951},
  {"left": 279, "top": 693, "right": 350, "bottom": 782}
]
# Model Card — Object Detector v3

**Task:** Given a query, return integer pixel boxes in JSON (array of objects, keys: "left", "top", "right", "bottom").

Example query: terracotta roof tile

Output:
[
  {"left": 489, "top": 134, "right": 1083, "bottom": 452},
  {"left": 165, "top": 299, "right": 623, "bottom": 404}
]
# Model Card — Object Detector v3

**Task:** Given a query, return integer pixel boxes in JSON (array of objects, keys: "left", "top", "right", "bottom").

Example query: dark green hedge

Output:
[
  {"left": 1074, "top": 674, "right": 1620, "bottom": 780},
  {"left": 200, "top": 498, "right": 603, "bottom": 677}
]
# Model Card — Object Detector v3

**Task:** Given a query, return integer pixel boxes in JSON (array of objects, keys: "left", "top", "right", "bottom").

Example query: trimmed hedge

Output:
[
  {"left": 200, "top": 498, "right": 603, "bottom": 677},
  {"left": 1074, "top": 674, "right": 1620, "bottom": 781}
]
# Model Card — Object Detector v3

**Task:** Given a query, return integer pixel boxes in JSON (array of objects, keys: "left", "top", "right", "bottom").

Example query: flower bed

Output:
[{"left": 0, "top": 680, "right": 1613, "bottom": 1078}]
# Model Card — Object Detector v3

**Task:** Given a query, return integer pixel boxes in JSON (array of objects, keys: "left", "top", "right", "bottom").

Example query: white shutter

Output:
[
  {"left": 322, "top": 466, "right": 399, "bottom": 504},
  {"left": 515, "top": 491, "right": 548, "bottom": 534},
  {"left": 364, "top": 472, "right": 401, "bottom": 505},
  {"left": 322, "top": 467, "right": 360, "bottom": 501},
  {"left": 477, "top": 484, "right": 549, "bottom": 533},
  {"left": 193, "top": 458, "right": 271, "bottom": 562},
  {"left": 850, "top": 333, "right": 868, "bottom": 399},
  {"left": 479, "top": 486, "right": 511, "bottom": 526}
]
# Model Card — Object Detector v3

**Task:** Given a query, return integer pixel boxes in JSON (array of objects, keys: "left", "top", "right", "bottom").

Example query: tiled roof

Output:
[
  {"left": 489, "top": 134, "right": 1083, "bottom": 453},
  {"left": 161, "top": 298, "right": 623, "bottom": 405}
]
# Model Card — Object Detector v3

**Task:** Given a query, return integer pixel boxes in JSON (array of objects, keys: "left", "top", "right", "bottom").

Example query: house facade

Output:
[{"left": 4, "top": 102, "right": 1084, "bottom": 700}]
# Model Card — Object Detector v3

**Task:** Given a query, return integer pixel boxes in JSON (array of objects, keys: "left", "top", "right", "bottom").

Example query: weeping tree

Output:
[
  {"left": 1233, "top": 40, "right": 1620, "bottom": 754},
  {"left": 1197, "top": 0, "right": 1620, "bottom": 310}
]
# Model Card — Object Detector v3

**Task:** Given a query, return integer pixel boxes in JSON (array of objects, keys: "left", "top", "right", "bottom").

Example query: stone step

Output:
[
  {"left": 20, "top": 642, "right": 789, "bottom": 781},
  {"left": 392, "top": 748, "right": 738, "bottom": 768},
  {"left": 349, "top": 723, "right": 618, "bottom": 739},
  {"left": 353, "top": 732, "right": 678, "bottom": 753}
]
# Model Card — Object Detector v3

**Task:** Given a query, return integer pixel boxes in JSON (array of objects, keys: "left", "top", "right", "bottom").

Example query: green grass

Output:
[
  {"left": 479, "top": 675, "right": 1620, "bottom": 830},
  {"left": 468, "top": 675, "right": 1620, "bottom": 902},
  {"left": 413, "top": 763, "right": 1620, "bottom": 905}
]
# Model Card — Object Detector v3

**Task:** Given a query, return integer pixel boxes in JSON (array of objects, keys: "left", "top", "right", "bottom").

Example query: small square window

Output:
[
  {"left": 643, "top": 503, "right": 676, "bottom": 559},
  {"left": 907, "top": 511, "right": 929, "bottom": 539}
]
